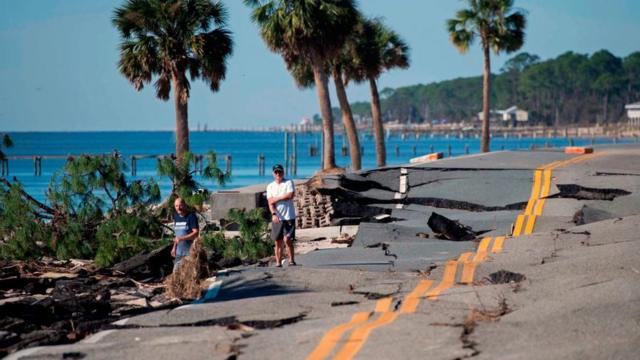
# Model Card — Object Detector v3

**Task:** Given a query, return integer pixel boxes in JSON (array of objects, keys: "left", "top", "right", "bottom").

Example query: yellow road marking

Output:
[
  {"left": 524, "top": 170, "right": 542, "bottom": 214},
  {"left": 491, "top": 236, "right": 506, "bottom": 253},
  {"left": 512, "top": 214, "right": 526, "bottom": 236},
  {"left": 534, "top": 169, "right": 553, "bottom": 215},
  {"left": 305, "top": 312, "right": 371, "bottom": 360},
  {"left": 460, "top": 238, "right": 492, "bottom": 284},
  {"left": 399, "top": 280, "right": 434, "bottom": 314},
  {"left": 374, "top": 297, "right": 393, "bottom": 313},
  {"left": 524, "top": 214, "right": 537, "bottom": 235},
  {"left": 426, "top": 252, "right": 471, "bottom": 300},
  {"left": 333, "top": 312, "right": 400, "bottom": 360}
]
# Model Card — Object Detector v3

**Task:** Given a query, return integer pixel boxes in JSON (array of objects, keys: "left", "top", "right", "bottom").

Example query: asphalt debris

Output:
[
  {"left": 427, "top": 212, "right": 477, "bottom": 241},
  {"left": 486, "top": 270, "right": 526, "bottom": 284}
]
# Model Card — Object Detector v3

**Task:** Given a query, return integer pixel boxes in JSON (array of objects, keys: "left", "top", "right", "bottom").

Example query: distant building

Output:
[
  {"left": 626, "top": 102, "right": 640, "bottom": 129},
  {"left": 477, "top": 106, "right": 529, "bottom": 126},
  {"left": 299, "top": 117, "right": 312, "bottom": 127}
]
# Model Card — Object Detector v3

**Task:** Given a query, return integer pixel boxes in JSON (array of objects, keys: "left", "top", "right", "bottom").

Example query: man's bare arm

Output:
[{"left": 175, "top": 228, "right": 199, "bottom": 242}]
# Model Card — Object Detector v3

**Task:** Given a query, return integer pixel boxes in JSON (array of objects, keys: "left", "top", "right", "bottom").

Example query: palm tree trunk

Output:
[
  {"left": 311, "top": 62, "right": 336, "bottom": 170},
  {"left": 333, "top": 70, "right": 361, "bottom": 171},
  {"left": 369, "top": 77, "right": 386, "bottom": 167},
  {"left": 173, "top": 74, "right": 190, "bottom": 163},
  {"left": 481, "top": 46, "right": 491, "bottom": 153}
]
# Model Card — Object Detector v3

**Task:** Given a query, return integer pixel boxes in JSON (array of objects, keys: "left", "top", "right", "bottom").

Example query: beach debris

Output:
[
  {"left": 416, "top": 232, "right": 430, "bottom": 238},
  {"left": 0, "top": 258, "right": 180, "bottom": 357},
  {"left": 331, "top": 233, "right": 355, "bottom": 245},
  {"left": 111, "top": 244, "right": 173, "bottom": 281},
  {"left": 427, "top": 212, "right": 477, "bottom": 241},
  {"left": 164, "top": 240, "right": 209, "bottom": 299},
  {"left": 486, "top": 270, "right": 526, "bottom": 284},
  {"left": 551, "top": 184, "right": 631, "bottom": 201}
]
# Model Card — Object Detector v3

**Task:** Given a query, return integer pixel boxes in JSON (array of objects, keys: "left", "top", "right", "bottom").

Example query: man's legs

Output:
[
  {"left": 284, "top": 235, "right": 295, "bottom": 264},
  {"left": 274, "top": 238, "right": 284, "bottom": 266}
]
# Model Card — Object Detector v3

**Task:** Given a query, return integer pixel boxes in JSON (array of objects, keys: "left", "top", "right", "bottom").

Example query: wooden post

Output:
[
  {"left": 395, "top": 145, "right": 400, "bottom": 156},
  {"left": 429, "top": 144, "right": 434, "bottom": 153},
  {"left": 284, "top": 132, "right": 289, "bottom": 174},
  {"left": 412, "top": 145, "right": 417, "bottom": 155},
  {"left": 447, "top": 144, "right": 452, "bottom": 157},
  {"left": 131, "top": 156, "right": 137, "bottom": 176},
  {"left": 292, "top": 132, "right": 297, "bottom": 176},
  {"left": 225, "top": 155, "right": 232, "bottom": 175},
  {"left": 258, "top": 154, "right": 264, "bottom": 175},
  {"left": 464, "top": 144, "right": 469, "bottom": 154}
]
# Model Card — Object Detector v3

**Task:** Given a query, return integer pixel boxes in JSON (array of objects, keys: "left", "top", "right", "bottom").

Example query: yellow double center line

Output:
[
  {"left": 513, "top": 154, "right": 597, "bottom": 236},
  {"left": 306, "top": 153, "right": 597, "bottom": 360}
]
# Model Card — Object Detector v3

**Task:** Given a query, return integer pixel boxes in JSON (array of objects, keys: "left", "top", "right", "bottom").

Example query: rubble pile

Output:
[
  {"left": 294, "top": 184, "right": 334, "bottom": 229},
  {"left": 0, "top": 247, "right": 182, "bottom": 357}
]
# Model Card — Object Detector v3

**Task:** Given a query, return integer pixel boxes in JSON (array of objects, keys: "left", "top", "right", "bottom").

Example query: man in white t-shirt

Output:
[{"left": 266, "top": 164, "right": 296, "bottom": 267}]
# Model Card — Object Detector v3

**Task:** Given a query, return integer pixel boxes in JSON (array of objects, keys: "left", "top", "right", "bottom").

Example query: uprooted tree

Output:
[{"left": 0, "top": 155, "right": 163, "bottom": 266}]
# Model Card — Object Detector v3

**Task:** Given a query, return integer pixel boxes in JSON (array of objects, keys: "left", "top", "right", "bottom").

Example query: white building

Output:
[
  {"left": 626, "top": 102, "right": 640, "bottom": 128},
  {"left": 477, "top": 106, "right": 528, "bottom": 126}
]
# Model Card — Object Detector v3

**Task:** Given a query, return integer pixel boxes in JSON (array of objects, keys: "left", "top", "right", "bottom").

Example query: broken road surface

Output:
[{"left": 7, "top": 145, "right": 640, "bottom": 360}]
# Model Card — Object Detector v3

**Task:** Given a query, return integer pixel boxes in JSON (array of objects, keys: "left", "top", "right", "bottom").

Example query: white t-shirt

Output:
[{"left": 266, "top": 179, "right": 296, "bottom": 220}]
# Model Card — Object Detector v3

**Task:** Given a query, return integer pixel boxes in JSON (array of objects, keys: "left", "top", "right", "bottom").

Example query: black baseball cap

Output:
[{"left": 272, "top": 164, "right": 284, "bottom": 172}]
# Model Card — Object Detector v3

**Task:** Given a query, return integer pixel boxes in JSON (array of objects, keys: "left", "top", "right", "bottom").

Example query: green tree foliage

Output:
[
  {"left": 113, "top": 0, "right": 234, "bottom": 161},
  {"left": 0, "top": 182, "right": 49, "bottom": 259},
  {"left": 624, "top": 52, "right": 640, "bottom": 102},
  {"left": 344, "top": 49, "right": 639, "bottom": 126},
  {"left": 0, "top": 155, "right": 164, "bottom": 267},
  {"left": 201, "top": 208, "right": 271, "bottom": 263},
  {"left": 157, "top": 151, "right": 229, "bottom": 215}
]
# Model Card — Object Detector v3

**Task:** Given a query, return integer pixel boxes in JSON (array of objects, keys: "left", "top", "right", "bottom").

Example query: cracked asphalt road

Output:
[{"left": 8, "top": 145, "right": 640, "bottom": 360}]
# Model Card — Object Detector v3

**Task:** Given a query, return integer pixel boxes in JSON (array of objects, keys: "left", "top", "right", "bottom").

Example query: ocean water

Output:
[{"left": 2, "top": 131, "right": 628, "bottom": 203}]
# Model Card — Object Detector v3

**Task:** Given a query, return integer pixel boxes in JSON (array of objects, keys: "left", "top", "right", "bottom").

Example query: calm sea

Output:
[{"left": 2, "top": 131, "right": 626, "bottom": 203}]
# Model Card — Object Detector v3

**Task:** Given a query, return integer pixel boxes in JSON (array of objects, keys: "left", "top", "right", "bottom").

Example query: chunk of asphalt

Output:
[
  {"left": 551, "top": 184, "right": 631, "bottom": 201},
  {"left": 427, "top": 212, "right": 477, "bottom": 241},
  {"left": 330, "top": 301, "right": 360, "bottom": 307},
  {"left": 486, "top": 270, "right": 526, "bottom": 284}
]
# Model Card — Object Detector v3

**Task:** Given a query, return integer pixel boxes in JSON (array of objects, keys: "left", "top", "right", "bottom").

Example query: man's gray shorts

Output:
[{"left": 271, "top": 219, "right": 295, "bottom": 241}]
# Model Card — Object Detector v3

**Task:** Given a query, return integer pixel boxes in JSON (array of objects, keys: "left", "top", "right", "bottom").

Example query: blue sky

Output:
[{"left": 0, "top": 0, "right": 639, "bottom": 131}]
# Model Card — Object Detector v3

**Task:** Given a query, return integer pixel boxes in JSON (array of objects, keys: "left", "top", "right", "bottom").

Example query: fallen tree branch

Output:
[{"left": 1, "top": 177, "right": 56, "bottom": 216}]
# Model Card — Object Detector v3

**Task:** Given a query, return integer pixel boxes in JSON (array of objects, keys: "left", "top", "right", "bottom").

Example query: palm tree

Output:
[
  {"left": 331, "top": 53, "right": 362, "bottom": 171},
  {"left": 290, "top": 57, "right": 362, "bottom": 171},
  {"left": 447, "top": 0, "right": 526, "bottom": 153},
  {"left": 244, "top": 0, "right": 358, "bottom": 170},
  {"left": 113, "top": 0, "right": 233, "bottom": 161},
  {"left": 350, "top": 18, "right": 409, "bottom": 167}
]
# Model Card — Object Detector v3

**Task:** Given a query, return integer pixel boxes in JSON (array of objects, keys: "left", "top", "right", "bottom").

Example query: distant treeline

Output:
[{"left": 339, "top": 50, "right": 640, "bottom": 126}]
